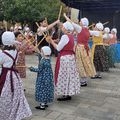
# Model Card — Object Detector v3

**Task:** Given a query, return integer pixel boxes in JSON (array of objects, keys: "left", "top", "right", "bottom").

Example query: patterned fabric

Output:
[
  {"left": 30, "top": 55, "right": 54, "bottom": 103},
  {"left": 55, "top": 55, "right": 80, "bottom": 96},
  {"left": 94, "top": 45, "right": 109, "bottom": 72},
  {"left": 0, "top": 51, "right": 32, "bottom": 120},
  {"left": 75, "top": 44, "right": 96, "bottom": 77},
  {"left": 55, "top": 34, "right": 75, "bottom": 85},
  {"left": 16, "top": 52, "right": 26, "bottom": 78},
  {"left": 109, "top": 35, "right": 117, "bottom": 45},
  {"left": 113, "top": 44, "right": 120, "bottom": 63},
  {"left": 25, "top": 44, "right": 35, "bottom": 55},
  {"left": 105, "top": 45, "right": 115, "bottom": 68}
]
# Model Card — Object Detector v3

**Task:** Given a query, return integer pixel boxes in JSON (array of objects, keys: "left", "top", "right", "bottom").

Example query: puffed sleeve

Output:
[
  {"left": 0, "top": 52, "right": 4, "bottom": 65},
  {"left": 56, "top": 35, "right": 69, "bottom": 51}
]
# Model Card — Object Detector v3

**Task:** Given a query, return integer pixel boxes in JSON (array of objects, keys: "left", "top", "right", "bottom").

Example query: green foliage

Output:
[{"left": 1, "top": 0, "right": 64, "bottom": 23}]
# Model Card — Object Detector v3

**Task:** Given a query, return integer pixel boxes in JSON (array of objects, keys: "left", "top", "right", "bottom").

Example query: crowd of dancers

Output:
[{"left": 0, "top": 13, "right": 119, "bottom": 120}]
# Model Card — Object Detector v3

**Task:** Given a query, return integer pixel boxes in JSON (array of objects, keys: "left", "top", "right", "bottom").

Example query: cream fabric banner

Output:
[{"left": 71, "top": 8, "right": 79, "bottom": 23}]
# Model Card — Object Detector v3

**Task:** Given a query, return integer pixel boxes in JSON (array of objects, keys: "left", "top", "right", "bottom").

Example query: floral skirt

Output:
[
  {"left": 55, "top": 55, "right": 80, "bottom": 96},
  {"left": 93, "top": 45, "right": 109, "bottom": 72},
  {"left": 105, "top": 46, "right": 114, "bottom": 68},
  {"left": 0, "top": 72, "right": 32, "bottom": 120}
]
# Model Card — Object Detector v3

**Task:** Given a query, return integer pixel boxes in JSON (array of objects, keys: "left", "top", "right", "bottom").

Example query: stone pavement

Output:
[{"left": 23, "top": 54, "right": 120, "bottom": 120}]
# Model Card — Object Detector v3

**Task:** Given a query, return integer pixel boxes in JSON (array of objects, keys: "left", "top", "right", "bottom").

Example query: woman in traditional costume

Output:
[
  {"left": 90, "top": 23, "right": 109, "bottom": 78},
  {"left": 109, "top": 28, "right": 118, "bottom": 65},
  {"left": 64, "top": 14, "right": 96, "bottom": 86},
  {"left": 50, "top": 21, "right": 80, "bottom": 101},
  {"left": 103, "top": 27, "right": 113, "bottom": 68},
  {"left": 37, "top": 19, "right": 60, "bottom": 49},
  {"left": 0, "top": 31, "right": 32, "bottom": 120}
]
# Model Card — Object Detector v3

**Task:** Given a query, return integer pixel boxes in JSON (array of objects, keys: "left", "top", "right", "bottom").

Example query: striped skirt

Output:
[{"left": 75, "top": 44, "right": 96, "bottom": 77}]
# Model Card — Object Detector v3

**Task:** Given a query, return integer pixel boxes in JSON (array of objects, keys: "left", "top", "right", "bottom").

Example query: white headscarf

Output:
[
  {"left": 111, "top": 28, "right": 117, "bottom": 34},
  {"left": 2, "top": 31, "right": 19, "bottom": 46},
  {"left": 81, "top": 17, "right": 89, "bottom": 27},
  {"left": 63, "top": 21, "right": 74, "bottom": 32},
  {"left": 41, "top": 46, "right": 51, "bottom": 56},
  {"left": 18, "top": 26, "right": 22, "bottom": 30},
  {"left": 25, "top": 27, "right": 30, "bottom": 32},
  {"left": 95, "top": 22, "right": 104, "bottom": 31},
  {"left": 104, "top": 27, "right": 110, "bottom": 33}
]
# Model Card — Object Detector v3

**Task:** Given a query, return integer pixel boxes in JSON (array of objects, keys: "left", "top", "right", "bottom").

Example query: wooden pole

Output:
[
  {"left": 89, "top": 21, "right": 109, "bottom": 28},
  {"left": 45, "top": 17, "right": 50, "bottom": 36},
  {"left": 58, "top": 6, "right": 63, "bottom": 20},
  {"left": 35, "top": 22, "right": 46, "bottom": 37},
  {"left": 35, "top": 35, "right": 47, "bottom": 48},
  {"left": 103, "top": 21, "right": 109, "bottom": 26},
  {"left": 19, "top": 31, "right": 40, "bottom": 52}
]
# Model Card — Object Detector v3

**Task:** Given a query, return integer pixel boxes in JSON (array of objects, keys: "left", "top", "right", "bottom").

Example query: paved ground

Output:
[{"left": 23, "top": 54, "right": 120, "bottom": 120}]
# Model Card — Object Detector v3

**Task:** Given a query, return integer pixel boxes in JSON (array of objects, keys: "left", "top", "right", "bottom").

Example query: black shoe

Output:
[
  {"left": 91, "top": 76, "right": 97, "bottom": 79},
  {"left": 57, "top": 96, "right": 72, "bottom": 101},
  {"left": 35, "top": 105, "right": 45, "bottom": 110},
  {"left": 45, "top": 103, "right": 48, "bottom": 107},
  {"left": 66, "top": 96, "right": 72, "bottom": 100},
  {"left": 81, "top": 83, "right": 87, "bottom": 87},
  {"left": 96, "top": 75, "right": 102, "bottom": 79},
  {"left": 40, "top": 103, "right": 48, "bottom": 107}
]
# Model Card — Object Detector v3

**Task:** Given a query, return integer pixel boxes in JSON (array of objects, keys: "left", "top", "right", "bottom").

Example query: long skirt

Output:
[
  {"left": 16, "top": 52, "right": 26, "bottom": 78},
  {"left": 55, "top": 55, "right": 80, "bottom": 96},
  {"left": 105, "top": 45, "right": 114, "bottom": 68},
  {"left": 94, "top": 45, "right": 109, "bottom": 72},
  {"left": 0, "top": 72, "right": 32, "bottom": 120},
  {"left": 75, "top": 44, "right": 96, "bottom": 77}
]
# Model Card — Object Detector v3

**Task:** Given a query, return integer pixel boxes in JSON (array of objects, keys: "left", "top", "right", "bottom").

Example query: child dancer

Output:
[
  {"left": 29, "top": 46, "right": 54, "bottom": 110},
  {"left": 37, "top": 19, "right": 59, "bottom": 49},
  {"left": 15, "top": 32, "right": 27, "bottom": 78},
  {"left": 0, "top": 31, "right": 32, "bottom": 120}
]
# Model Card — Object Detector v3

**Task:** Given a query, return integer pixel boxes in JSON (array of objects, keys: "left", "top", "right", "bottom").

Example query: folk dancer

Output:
[
  {"left": 0, "top": 31, "right": 32, "bottom": 120},
  {"left": 49, "top": 21, "right": 80, "bottom": 101}
]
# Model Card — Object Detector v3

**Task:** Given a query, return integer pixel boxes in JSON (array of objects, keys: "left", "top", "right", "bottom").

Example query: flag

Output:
[{"left": 71, "top": 8, "right": 79, "bottom": 23}]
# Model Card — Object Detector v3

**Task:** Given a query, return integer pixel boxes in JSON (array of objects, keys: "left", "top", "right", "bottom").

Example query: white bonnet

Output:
[
  {"left": 63, "top": 21, "right": 74, "bottom": 32},
  {"left": 41, "top": 46, "right": 51, "bottom": 56},
  {"left": 10, "top": 26, "right": 14, "bottom": 30},
  {"left": 95, "top": 22, "right": 104, "bottom": 31},
  {"left": 25, "top": 27, "right": 30, "bottom": 32},
  {"left": 104, "top": 27, "right": 110, "bottom": 33},
  {"left": 18, "top": 26, "right": 22, "bottom": 30},
  {"left": 2, "top": 31, "right": 18, "bottom": 46},
  {"left": 111, "top": 28, "right": 117, "bottom": 34},
  {"left": 81, "top": 17, "right": 89, "bottom": 27}
]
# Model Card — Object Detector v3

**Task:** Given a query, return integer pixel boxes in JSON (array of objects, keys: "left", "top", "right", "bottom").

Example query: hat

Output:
[
  {"left": 81, "top": 17, "right": 89, "bottom": 27},
  {"left": 2, "top": 31, "right": 19, "bottom": 46},
  {"left": 104, "top": 27, "right": 110, "bottom": 33},
  {"left": 18, "top": 26, "right": 22, "bottom": 30},
  {"left": 111, "top": 28, "right": 117, "bottom": 34},
  {"left": 41, "top": 46, "right": 51, "bottom": 56},
  {"left": 95, "top": 22, "right": 104, "bottom": 31},
  {"left": 25, "top": 27, "right": 30, "bottom": 32},
  {"left": 63, "top": 21, "right": 74, "bottom": 32}
]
